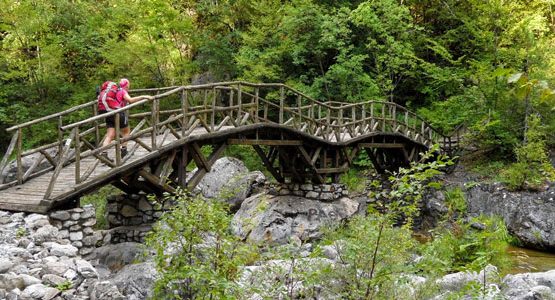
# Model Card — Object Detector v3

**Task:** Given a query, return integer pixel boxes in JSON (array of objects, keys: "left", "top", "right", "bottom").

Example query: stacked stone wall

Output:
[
  {"left": 272, "top": 183, "right": 348, "bottom": 201},
  {"left": 105, "top": 194, "right": 171, "bottom": 243},
  {"left": 48, "top": 204, "right": 102, "bottom": 256}
]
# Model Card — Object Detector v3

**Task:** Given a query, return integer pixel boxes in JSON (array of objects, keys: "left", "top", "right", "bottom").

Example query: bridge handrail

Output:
[{"left": 1, "top": 81, "right": 456, "bottom": 193}]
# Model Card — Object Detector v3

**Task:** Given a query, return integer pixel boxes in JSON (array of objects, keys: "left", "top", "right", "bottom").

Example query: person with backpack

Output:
[{"left": 98, "top": 78, "right": 153, "bottom": 160}]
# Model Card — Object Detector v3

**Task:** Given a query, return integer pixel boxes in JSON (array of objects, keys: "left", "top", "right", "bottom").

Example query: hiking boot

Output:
[
  {"left": 120, "top": 147, "right": 128, "bottom": 158},
  {"left": 100, "top": 151, "right": 113, "bottom": 163}
]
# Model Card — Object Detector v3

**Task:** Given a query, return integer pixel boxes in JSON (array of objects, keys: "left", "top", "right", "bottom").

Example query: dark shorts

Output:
[{"left": 99, "top": 110, "right": 128, "bottom": 129}]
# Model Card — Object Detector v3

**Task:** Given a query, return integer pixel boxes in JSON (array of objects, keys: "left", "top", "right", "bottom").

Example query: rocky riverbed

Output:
[{"left": 3, "top": 157, "right": 555, "bottom": 299}]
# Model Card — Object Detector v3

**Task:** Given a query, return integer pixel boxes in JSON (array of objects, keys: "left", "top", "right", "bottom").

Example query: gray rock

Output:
[
  {"left": 194, "top": 157, "right": 266, "bottom": 208},
  {"left": 0, "top": 274, "right": 25, "bottom": 290},
  {"left": 436, "top": 270, "right": 478, "bottom": 292},
  {"left": 16, "top": 273, "right": 41, "bottom": 287},
  {"left": 45, "top": 242, "right": 78, "bottom": 257},
  {"left": 232, "top": 194, "right": 359, "bottom": 244},
  {"left": 74, "top": 258, "right": 98, "bottom": 279},
  {"left": 1, "top": 148, "right": 57, "bottom": 183},
  {"left": 69, "top": 231, "right": 83, "bottom": 241},
  {"left": 94, "top": 242, "right": 146, "bottom": 272},
  {"left": 22, "top": 283, "right": 48, "bottom": 299},
  {"left": 42, "top": 274, "right": 67, "bottom": 286},
  {"left": 465, "top": 182, "right": 555, "bottom": 250},
  {"left": 30, "top": 225, "right": 59, "bottom": 245},
  {"left": 81, "top": 205, "right": 96, "bottom": 219},
  {"left": 43, "top": 260, "right": 73, "bottom": 277},
  {"left": 108, "top": 262, "right": 158, "bottom": 299},
  {"left": 502, "top": 270, "right": 555, "bottom": 299},
  {"left": 90, "top": 281, "right": 125, "bottom": 300},
  {"left": 24, "top": 214, "right": 50, "bottom": 230},
  {"left": 49, "top": 211, "right": 70, "bottom": 221},
  {"left": 121, "top": 205, "right": 139, "bottom": 217},
  {"left": 0, "top": 257, "right": 14, "bottom": 273}
]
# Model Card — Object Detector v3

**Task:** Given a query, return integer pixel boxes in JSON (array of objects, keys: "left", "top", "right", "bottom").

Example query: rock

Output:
[
  {"left": 42, "top": 274, "right": 67, "bottom": 286},
  {"left": 0, "top": 257, "right": 14, "bottom": 273},
  {"left": 24, "top": 214, "right": 50, "bottom": 230},
  {"left": 194, "top": 157, "right": 266, "bottom": 208},
  {"left": 17, "top": 273, "right": 41, "bottom": 287},
  {"left": 465, "top": 182, "right": 555, "bottom": 250},
  {"left": 436, "top": 270, "right": 478, "bottom": 291},
  {"left": 31, "top": 225, "right": 59, "bottom": 245},
  {"left": 232, "top": 194, "right": 359, "bottom": 244},
  {"left": 1, "top": 148, "right": 57, "bottom": 183},
  {"left": 45, "top": 242, "right": 78, "bottom": 257},
  {"left": 0, "top": 274, "right": 25, "bottom": 290},
  {"left": 49, "top": 211, "right": 70, "bottom": 221},
  {"left": 108, "top": 262, "right": 158, "bottom": 299},
  {"left": 22, "top": 283, "right": 51, "bottom": 299},
  {"left": 502, "top": 270, "right": 555, "bottom": 299},
  {"left": 43, "top": 260, "right": 73, "bottom": 277},
  {"left": 81, "top": 205, "right": 96, "bottom": 219},
  {"left": 94, "top": 242, "right": 146, "bottom": 272},
  {"left": 74, "top": 258, "right": 98, "bottom": 279},
  {"left": 90, "top": 281, "right": 125, "bottom": 300},
  {"left": 69, "top": 231, "right": 83, "bottom": 241},
  {"left": 120, "top": 205, "right": 139, "bottom": 217}
]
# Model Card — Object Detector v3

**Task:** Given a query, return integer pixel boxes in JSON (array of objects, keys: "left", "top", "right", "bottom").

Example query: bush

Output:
[
  {"left": 501, "top": 115, "right": 555, "bottom": 191},
  {"left": 145, "top": 189, "right": 258, "bottom": 299}
]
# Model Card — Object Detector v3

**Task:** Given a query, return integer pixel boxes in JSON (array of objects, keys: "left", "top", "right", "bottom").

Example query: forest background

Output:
[{"left": 1, "top": 0, "right": 555, "bottom": 174}]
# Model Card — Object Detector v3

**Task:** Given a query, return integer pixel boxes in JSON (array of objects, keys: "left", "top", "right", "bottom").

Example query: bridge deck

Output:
[{"left": 0, "top": 129, "right": 192, "bottom": 213}]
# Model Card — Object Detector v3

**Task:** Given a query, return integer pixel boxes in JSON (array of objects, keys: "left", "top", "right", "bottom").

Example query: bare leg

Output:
[
  {"left": 102, "top": 128, "right": 116, "bottom": 148},
  {"left": 121, "top": 127, "right": 131, "bottom": 148}
]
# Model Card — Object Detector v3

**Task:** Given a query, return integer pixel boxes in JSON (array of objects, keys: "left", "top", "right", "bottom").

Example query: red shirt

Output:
[{"left": 116, "top": 89, "right": 129, "bottom": 108}]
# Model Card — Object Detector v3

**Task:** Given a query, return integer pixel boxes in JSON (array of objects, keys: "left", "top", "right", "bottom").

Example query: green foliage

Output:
[
  {"left": 418, "top": 216, "right": 512, "bottom": 274},
  {"left": 145, "top": 189, "right": 258, "bottom": 299},
  {"left": 224, "top": 145, "right": 264, "bottom": 172},
  {"left": 501, "top": 115, "right": 555, "bottom": 191},
  {"left": 80, "top": 185, "right": 120, "bottom": 229},
  {"left": 444, "top": 187, "right": 467, "bottom": 216},
  {"left": 339, "top": 169, "right": 367, "bottom": 194},
  {"left": 372, "top": 145, "right": 453, "bottom": 224},
  {"left": 15, "top": 227, "right": 26, "bottom": 238},
  {"left": 55, "top": 280, "right": 73, "bottom": 291}
]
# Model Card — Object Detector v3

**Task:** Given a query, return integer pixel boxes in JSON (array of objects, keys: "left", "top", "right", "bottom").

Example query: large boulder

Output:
[
  {"left": 193, "top": 157, "right": 265, "bottom": 209},
  {"left": 231, "top": 193, "right": 359, "bottom": 244},
  {"left": 108, "top": 262, "right": 158, "bottom": 300},
  {"left": 465, "top": 182, "right": 555, "bottom": 250},
  {"left": 502, "top": 270, "right": 555, "bottom": 299},
  {"left": 94, "top": 242, "right": 146, "bottom": 272},
  {"left": 1, "top": 148, "right": 57, "bottom": 183}
]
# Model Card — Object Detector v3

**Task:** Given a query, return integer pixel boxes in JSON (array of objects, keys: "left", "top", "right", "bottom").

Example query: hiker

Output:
[{"left": 99, "top": 78, "right": 154, "bottom": 159}]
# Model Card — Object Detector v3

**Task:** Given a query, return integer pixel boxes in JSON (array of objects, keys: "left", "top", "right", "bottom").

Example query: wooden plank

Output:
[
  {"left": 252, "top": 145, "right": 283, "bottom": 183},
  {"left": 0, "top": 132, "right": 18, "bottom": 183},
  {"left": 358, "top": 143, "right": 404, "bottom": 149},
  {"left": 227, "top": 139, "right": 303, "bottom": 146}
]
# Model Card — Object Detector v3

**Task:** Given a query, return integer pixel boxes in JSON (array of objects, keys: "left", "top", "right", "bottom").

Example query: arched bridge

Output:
[{"left": 0, "top": 82, "right": 460, "bottom": 213}]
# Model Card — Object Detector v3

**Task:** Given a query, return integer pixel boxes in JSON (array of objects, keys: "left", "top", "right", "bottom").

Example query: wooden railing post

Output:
[
  {"left": 370, "top": 102, "right": 374, "bottom": 131},
  {"left": 16, "top": 129, "right": 22, "bottom": 184},
  {"left": 237, "top": 83, "right": 242, "bottom": 119},
  {"left": 0, "top": 132, "right": 18, "bottom": 183},
  {"left": 93, "top": 104, "right": 100, "bottom": 147},
  {"left": 279, "top": 86, "right": 284, "bottom": 124},
  {"left": 151, "top": 98, "right": 159, "bottom": 150},
  {"left": 211, "top": 87, "right": 216, "bottom": 131},
  {"left": 115, "top": 113, "right": 122, "bottom": 166},
  {"left": 58, "top": 116, "right": 63, "bottom": 163},
  {"left": 75, "top": 126, "right": 81, "bottom": 184},
  {"left": 254, "top": 87, "right": 259, "bottom": 122},
  {"left": 181, "top": 89, "right": 188, "bottom": 137}
]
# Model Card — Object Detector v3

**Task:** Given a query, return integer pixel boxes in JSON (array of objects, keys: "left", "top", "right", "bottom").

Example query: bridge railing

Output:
[{"left": 0, "top": 81, "right": 454, "bottom": 198}]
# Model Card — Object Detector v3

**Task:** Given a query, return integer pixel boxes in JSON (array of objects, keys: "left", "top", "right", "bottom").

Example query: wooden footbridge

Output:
[{"left": 0, "top": 82, "right": 460, "bottom": 213}]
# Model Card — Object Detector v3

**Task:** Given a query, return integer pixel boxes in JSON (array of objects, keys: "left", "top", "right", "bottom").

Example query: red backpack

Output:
[{"left": 97, "top": 81, "right": 120, "bottom": 111}]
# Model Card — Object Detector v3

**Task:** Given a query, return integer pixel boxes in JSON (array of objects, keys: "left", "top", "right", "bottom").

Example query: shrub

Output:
[
  {"left": 145, "top": 189, "right": 258, "bottom": 299},
  {"left": 501, "top": 115, "right": 555, "bottom": 191}
]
